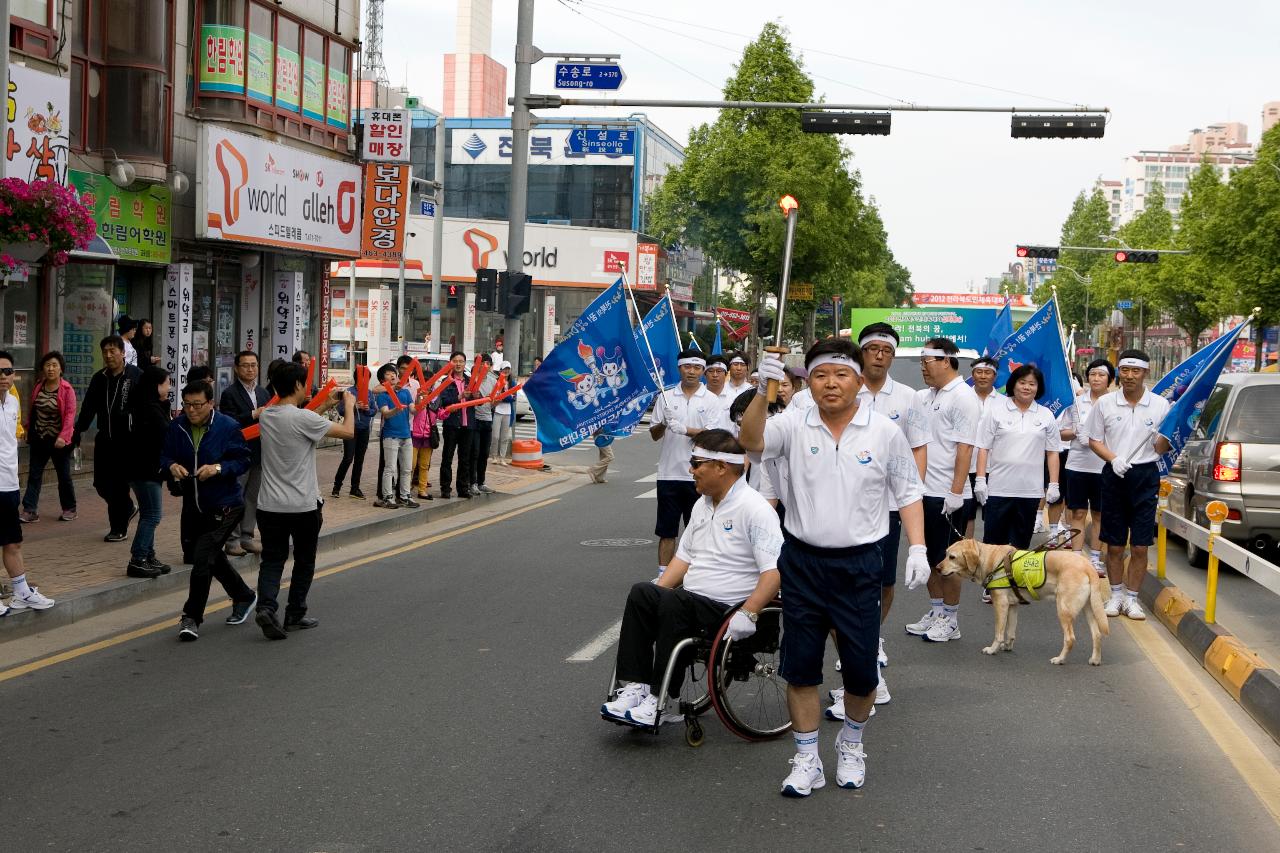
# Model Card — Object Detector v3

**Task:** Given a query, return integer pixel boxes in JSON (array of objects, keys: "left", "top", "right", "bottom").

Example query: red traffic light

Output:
[
  {"left": 1114, "top": 249, "right": 1158, "bottom": 263},
  {"left": 1016, "top": 246, "right": 1029, "bottom": 258},
  {"left": 1114, "top": 251, "right": 1127, "bottom": 263}
]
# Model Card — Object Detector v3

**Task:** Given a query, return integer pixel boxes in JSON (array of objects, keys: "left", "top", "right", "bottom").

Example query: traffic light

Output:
[
  {"left": 476, "top": 268, "right": 498, "bottom": 312},
  {"left": 446, "top": 283, "right": 459, "bottom": 308},
  {"left": 1113, "top": 250, "right": 1159, "bottom": 264},
  {"left": 757, "top": 315, "right": 774, "bottom": 339},
  {"left": 1016, "top": 245, "right": 1059, "bottom": 259},
  {"left": 1011, "top": 114, "right": 1106, "bottom": 139},
  {"left": 499, "top": 271, "right": 533, "bottom": 317},
  {"left": 801, "top": 111, "right": 891, "bottom": 136}
]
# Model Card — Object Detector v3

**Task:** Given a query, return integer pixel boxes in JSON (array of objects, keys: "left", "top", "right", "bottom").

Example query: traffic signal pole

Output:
[{"left": 503, "top": 0, "right": 536, "bottom": 374}]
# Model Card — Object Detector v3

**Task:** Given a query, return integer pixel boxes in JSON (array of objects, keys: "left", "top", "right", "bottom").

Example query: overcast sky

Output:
[{"left": 384, "top": 0, "right": 1280, "bottom": 294}]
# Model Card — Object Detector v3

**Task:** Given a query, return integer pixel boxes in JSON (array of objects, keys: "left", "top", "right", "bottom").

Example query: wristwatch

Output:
[
  {"left": 214, "top": 463, "right": 222, "bottom": 475},
  {"left": 741, "top": 609, "right": 758, "bottom": 623}
]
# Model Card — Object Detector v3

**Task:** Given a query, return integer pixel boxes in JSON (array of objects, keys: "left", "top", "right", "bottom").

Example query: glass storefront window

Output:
[
  {"left": 275, "top": 17, "right": 301, "bottom": 113},
  {"left": 247, "top": 3, "right": 275, "bottom": 105},
  {"left": 302, "top": 29, "right": 325, "bottom": 124},
  {"left": 326, "top": 43, "right": 349, "bottom": 129},
  {"left": 60, "top": 264, "right": 117, "bottom": 399}
]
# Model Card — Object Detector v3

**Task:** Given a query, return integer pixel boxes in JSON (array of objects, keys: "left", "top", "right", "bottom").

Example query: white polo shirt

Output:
[
  {"left": 1084, "top": 388, "right": 1171, "bottom": 466},
  {"left": 709, "top": 384, "right": 739, "bottom": 429},
  {"left": 856, "top": 376, "right": 925, "bottom": 445},
  {"left": 913, "top": 376, "right": 981, "bottom": 498},
  {"left": 1061, "top": 392, "right": 1106, "bottom": 474},
  {"left": 0, "top": 392, "right": 19, "bottom": 492},
  {"left": 652, "top": 385, "right": 721, "bottom": 482},
  {"left": 789, "top": 386, "right": 814, "bottom": 413},
  {"left": 727, "top": 379, "right": 752, "bottom": 398},
  {"left": 969, "top": 390, "right": 998, "bottom": 474},
  {"left": 761, "top": 402, "right": 924, "bottom": 547},
  {"left": 676, "top": 478, "right": 784, "bottom": 605},
  {"left": 976, "top": 398, "right": 1063, "bottom": 498}
]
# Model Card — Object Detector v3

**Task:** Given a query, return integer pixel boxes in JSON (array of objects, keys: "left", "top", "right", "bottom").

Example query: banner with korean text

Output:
[
  {"left": 360, "top": 163, "right": 410, "bottom": 260},
  {"left": 163, "top": 264, "right": 194, "bottom": 414}
]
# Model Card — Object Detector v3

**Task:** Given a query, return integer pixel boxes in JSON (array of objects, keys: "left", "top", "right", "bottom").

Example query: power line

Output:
[{"left": 567, "top": 0, "right": 1081, "bottom": 107}]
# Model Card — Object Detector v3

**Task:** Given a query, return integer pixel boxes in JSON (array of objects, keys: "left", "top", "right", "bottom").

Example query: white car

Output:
[{"left": 515, "top": 384, "right": 532, "bottom": 420}]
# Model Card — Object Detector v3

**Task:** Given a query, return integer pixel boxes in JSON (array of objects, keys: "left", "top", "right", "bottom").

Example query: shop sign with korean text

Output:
[
  {"left": 69, "top": 170, "right": 172, "bottom": 264},
  {"left": 362, "top": 109, "right": 410, "bottom": 162},
  {"left": 4, "top": 65, "right": 70, "bottom": 183},
  {"left": 199, "top": 25, "right": 246, "bottom": 93},
  {"left": 360, "top": 163, "right": 409, "bottom": 260},
  {"left": 163, "top": 264, "right": 194, "bottom": 413},
  {"left": 199, "top": 126, "right": 360, "bottom": 256}
]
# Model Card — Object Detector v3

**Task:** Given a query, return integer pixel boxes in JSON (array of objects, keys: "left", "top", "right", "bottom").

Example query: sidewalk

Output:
[{"left": 1, "top": 441, "right": 567, "bottom": 637}]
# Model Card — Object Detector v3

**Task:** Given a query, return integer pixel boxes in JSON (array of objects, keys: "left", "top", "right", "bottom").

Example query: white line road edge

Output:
[{"left": 566, "top": 618, "right": 623, "bottom": 662}]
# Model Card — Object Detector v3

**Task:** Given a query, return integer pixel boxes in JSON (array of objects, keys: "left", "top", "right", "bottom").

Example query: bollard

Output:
[
  {"left": 1157, "top": 480, "right": 1172, "bottom": 580},
  {"left": 1204, "top": 500, "right": 1228, "bottom": 624}
]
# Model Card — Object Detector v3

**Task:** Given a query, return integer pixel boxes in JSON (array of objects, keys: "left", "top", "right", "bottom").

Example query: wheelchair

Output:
[{"left": 603, "top": 599, "right": 791, "bottom": 747}]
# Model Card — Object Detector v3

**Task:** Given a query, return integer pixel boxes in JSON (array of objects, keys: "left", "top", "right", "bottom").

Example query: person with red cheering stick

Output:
[
  {"left": 437, "top": 352, "right": 476, "bottom": 500},
  {"left": 374, "top": 364, "right": 417, "bottom": 509},
  {"left": 252, "top": 361, "right": 355, "bottom": 640}
]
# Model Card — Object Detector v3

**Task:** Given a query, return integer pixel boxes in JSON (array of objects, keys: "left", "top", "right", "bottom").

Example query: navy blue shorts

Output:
[
  {"left": 654, "top": 480, "right": 699, "bottom": 539},
  {"left": 0, "top": 490, "right": 20, "bottom": 547},
  {"left": 879, "top": 510, "right": 901, "bottom": 587},
  {"left": 923, "top": 495, "right": 969, "bottom": 568},
  {"left": 1099, "top": 462, "right": 1159, "bottom": 547},
  {"left": 1064, "top": 469, "right": 1102, "bottom": 511},
  {"left": 778, "top": 534, "right": 882, "bottom": 697},
  {"left": 982, "top": 495, "right": 1039, "bottom": 549}
]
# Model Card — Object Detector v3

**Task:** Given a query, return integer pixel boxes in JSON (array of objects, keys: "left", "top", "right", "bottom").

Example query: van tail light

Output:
[{"left": 1212, "top": 441, "right": 1241, "bottom": 482}]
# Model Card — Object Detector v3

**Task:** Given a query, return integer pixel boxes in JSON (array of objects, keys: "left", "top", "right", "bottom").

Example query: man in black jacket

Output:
[
  {"left": 219, "top": 350, "right": 271, "bottom": 556},
  {"left": 74, "top": 336, "right": 141, "bottom": 542},
  {"left": 437, "top": 352, "right": 475, "bottom": 499}
]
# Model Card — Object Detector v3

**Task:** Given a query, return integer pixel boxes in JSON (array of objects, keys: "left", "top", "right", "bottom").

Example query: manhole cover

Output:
[{"left": 580, "top": 538, "right": 653, "bottom": 547}]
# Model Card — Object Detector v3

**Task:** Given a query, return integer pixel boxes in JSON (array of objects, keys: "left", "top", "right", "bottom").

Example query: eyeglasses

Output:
[
  {"left": 862, "top": 345, "right": 894, "bottom": 357},
  {"left": 689, "top": 458, "right": 720, "bottom": 469},
  {"left": 182, "top": 400, "right": 212, "bottom": 409},
  {"left": 0, "top": 367, "right": 13, "bottom": 376}
]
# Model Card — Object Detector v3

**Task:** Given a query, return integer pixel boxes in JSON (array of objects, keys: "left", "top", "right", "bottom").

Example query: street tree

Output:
[
  {"left": 647, "top": 23, "right": 896, "bottom": 351},
  {"left": 1151, "top": 157, "right": 1228, "bottom": 351},
  {"left": 1039, "top": 188, "right": 1112, "bottom": 332},
  {"left": 1090, "top": 181, "right": 1175, "bottom": 342}
]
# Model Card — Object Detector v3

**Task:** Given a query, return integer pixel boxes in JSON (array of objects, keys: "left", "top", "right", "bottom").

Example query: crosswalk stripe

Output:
[
  {"left": 635, "top": 488, "right": 657, "bottom": 499},
  {"left": 635, "top": 473, "right": 658, "bottom": 483}
]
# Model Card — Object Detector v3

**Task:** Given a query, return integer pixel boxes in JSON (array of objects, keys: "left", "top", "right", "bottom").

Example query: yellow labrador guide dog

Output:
[{"left": 937, "top": 539, "right": 1110, "bottom": 666}]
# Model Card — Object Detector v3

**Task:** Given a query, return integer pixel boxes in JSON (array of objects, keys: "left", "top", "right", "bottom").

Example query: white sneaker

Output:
[
  {"left": 824, "top": 689, "right": 875, "bottom": 722},
  {"left": 877, "top": 637, "right": 888, "bottom": 668},
  {"left": 1091, "top": 559, "right": 1107, "bottom": 579},
  {"left": 1121, "top": 597, "right": 1146, "bottom": 621},
  {"left": 0, "top": 599, "right": 8, "bottom": 617},
  {"left": 835, "top": 739, "right": 867, "bottom": 789},
  {"left": 1033, "top": 517, "right": 1047, "bottom": 534},
  {"left": 601, "top": 682, "right": 647, "bottom": 721},
  {"left": 923, "top": 615, "right": 961, "bottom": 643},
  {"left": 875, "top": 670, "right": 891, "bottom": 705},
  {"left": 780, "top": 752, "right": 825, "bottom": 797},
  {"left": 1103, "top": 594, "right": 1123, "bottom": 618},
  {"left": 7, "top": 587, "right": 54, "bottom": 611},
  {"left": 905, "top": 609, "right": 939, "bottom": 636},
  {"left": 624, "top": 693, "right": 684, "bottom": 726}
]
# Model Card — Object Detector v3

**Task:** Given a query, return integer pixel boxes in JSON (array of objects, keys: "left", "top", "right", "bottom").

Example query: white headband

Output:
[
  {"left": 921, "top": 347, "right": 949, "bottom": 358},
  {"left": 858, "top": 333, "right": 898, "bottom": 350},
  {"left": 692, "top": 449, "right": 747, "bottom": 464},
  {"left": 1118, "top": 358, "right": 1149, "bottom": 370},
  {"left": 704, "top": 362, "right": 727, "bottom": 371},
  {"left": 729, "top": 356, "right": 747, "bottom": 365},
  {"left": 677, "top": 357, "right": 706, "bottom": 367},
  {"left": 807, "top": 353, "right": 863, "bottom": 375}
]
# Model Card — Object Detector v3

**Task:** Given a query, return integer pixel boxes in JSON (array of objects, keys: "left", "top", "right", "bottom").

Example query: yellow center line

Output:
[
  {"left": 1122, "top": 618, "right": 1280, "bottom": 825},
  {"left": 0, "top": 498, "right": 559, "bottom": 685}
]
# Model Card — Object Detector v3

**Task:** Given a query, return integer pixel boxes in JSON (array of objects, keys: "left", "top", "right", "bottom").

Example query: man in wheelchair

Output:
[{"left": 602, "top": 429, "right": 783, "bottom": 727}]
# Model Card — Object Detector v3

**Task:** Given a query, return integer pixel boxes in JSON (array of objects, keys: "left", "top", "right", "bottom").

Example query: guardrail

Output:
[{"left": 1156, "top": 481, "right": 1280, "bottom": 622}]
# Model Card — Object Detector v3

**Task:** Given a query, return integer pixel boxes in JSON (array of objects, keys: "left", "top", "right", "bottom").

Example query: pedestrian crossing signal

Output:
[{"left": 447, "top": 284, "right": 459, "bottom": 308}]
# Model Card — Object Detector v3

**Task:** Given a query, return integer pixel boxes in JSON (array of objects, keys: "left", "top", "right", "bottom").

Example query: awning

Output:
[{"left": 70, "top": 234, "right": 119, "bottom": 264}]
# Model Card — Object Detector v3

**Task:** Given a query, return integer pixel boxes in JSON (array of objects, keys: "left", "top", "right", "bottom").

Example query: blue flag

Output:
[
  {"left": 600, "top": 295, "right": 683, "bottom": 437},
  {"left": 711, "top": 316, "right": 723, "bottom": 355},
  {"left": 1156, "top": 323, "right": 1248, "bottom": 475},
  {"left": 688, "top": 333, "right": 702, "bottom": 352},
  {"left": 524, "top": 279, "right": 659, "bottom": 452},
  {"left": 982, "top": 300, "right": 1014, "bottom": 358},
  {"left": 988, "top": 298, "right": 1075, "bottom": 416},
  {"left": 1153, "top": 320, "right": 1246, "bottom": 403}
]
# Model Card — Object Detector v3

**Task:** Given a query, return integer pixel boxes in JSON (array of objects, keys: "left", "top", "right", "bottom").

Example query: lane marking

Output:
[
  {"left": 1122, "top": 619, "right": 1280, "bottom": 825},
  {"left": 634, "top": 488, "right": 657, "bottom": 499},
  {"left": 635, "top": 473, "right": 658, "bottom": 483},
  {"left": 0, "top": 498, "right": 561, "bottom": 686},
  {"left": 566, "top": 618, "right": 622, "bottom": 662}
]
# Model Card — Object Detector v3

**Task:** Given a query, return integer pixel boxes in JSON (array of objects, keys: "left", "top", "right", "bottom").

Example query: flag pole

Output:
[
  {"left": 620, "top": 267, "right": 664, "bottom": 388},
  {"left": 1050, "top": 287, "right": 1078, "bottom": 422}
]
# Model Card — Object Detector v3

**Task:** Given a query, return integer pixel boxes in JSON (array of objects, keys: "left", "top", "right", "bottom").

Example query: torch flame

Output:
[{"left": 778, "top": 195, "right": 799, "bottom": 215}]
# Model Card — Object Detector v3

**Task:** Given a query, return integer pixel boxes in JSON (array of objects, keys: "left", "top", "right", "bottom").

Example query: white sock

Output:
[
  {"left": 929, "top": 597, "right": 944, "bottom": 617},
  {"left": 1110, "top": 584, "right": 1124, "bottom": 598},
  {"left": 942, "top": 603, "right": 959, "bottom": 620},
  {"left": 793, "top": 729, "right": 820, "bottom": 756},
  {"left": 1125, "top": 587, "right": 1139, "bottom": 601},
  {"left": 10, "top": 574, "right": 30, "bottom": 598},
  {"left": 840, "top": 715, "right": 866, "bottom": 744},
  {"left": 1089, "top": 549, "right": 1102, "bottom": 561}
]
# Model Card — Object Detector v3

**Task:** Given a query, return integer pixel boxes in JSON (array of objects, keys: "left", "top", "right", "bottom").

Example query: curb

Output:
[
  {"left": 1139, "top": 573, "right": 1280, "bottom": 746},
  {"left": 0, "top": 472, "right": 569, "bottom": 641}
]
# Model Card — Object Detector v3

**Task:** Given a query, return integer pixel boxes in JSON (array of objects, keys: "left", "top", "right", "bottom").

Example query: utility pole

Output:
[
  {"left": 430, "top": 118, "right": 445, "bottom": 354},
  {"left": 503, "top": 0, "right": 536, "bottom": 374}
]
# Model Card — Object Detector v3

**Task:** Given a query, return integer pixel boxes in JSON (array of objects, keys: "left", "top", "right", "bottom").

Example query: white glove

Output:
[
  {"left": 942, "top": 491, "right": 966, "bottom": 515},
  {"left": 664, "top": 417, "right": 687, "bottom": 436},
  {"left": 1045, "top": 482, "right": 1061, "bottom": 505},
  {"left": 905, "top": 545, "right": 931, "bottom": 590},
  {"left": 1110, "top": 457, "right": 1130, "bottom": 478},
  {"left": 973, "top": 476, "right": 989, "bottom": 506},
  {"left": 724, "top": 610, "right": 757, "bottom": 641},
  {"left": 758, "top": 355, "right": 786, "bottom": 385}
]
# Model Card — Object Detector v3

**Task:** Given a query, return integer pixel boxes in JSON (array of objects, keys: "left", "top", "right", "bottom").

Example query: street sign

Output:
[
  {"left": 816, "top": 303, "right": 834, "bottom": 317},
  {"left": 787, "top": 283, "right": 814, "bottom": 301},
  {"left": 1117, "top": 300, "right": 1134, "bottom": 310},
  {"left": 420, "top": 200, "right": 436, "bottom": 217},
  {"left": 554, "top": 62, "right": 626, "bottom": 91},
  {"left": 566, "top": 128, "right": 635, "bottom": 156},
  {"left": 1077, "top": 347, "right": 1095, "bottom": 355}
]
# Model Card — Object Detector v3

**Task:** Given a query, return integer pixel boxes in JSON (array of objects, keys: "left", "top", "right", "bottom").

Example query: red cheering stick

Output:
[
  {"left": 240, "top": 394, "right": 280, "bottom": 441},
  {"left": 491, "top": 374, "right": 508, "bottom": 398},
  {"left": 304, "top": 378, "right": 339, "bottom": 412},
  {"left": 380, "top": 380, "right": 406, "bottom": 410},
  {"left": 467, "top": 355, "right": 487, "bottom": 395},
  {"left": 443, "top": 397, "right": 490, "bottom": 415},
  {"left": 490, "top": 382, "right": 523, "bottom": 405},
  {"left": 354, "top": 365, "right": 371, "bottom": 408},
  {"left": 304, "top": 356, "right": 316, "bottom": 395},
  {"left": 423, "top": 359, "right": 453, "bottom": 390},
  {"left": 420, "top": 374, "right": 458, "bottom": 407}
]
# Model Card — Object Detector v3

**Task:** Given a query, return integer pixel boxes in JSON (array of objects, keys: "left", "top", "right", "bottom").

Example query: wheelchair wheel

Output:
[{"left": 707, "top": 602, "right": 791, "bottom": 741}]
